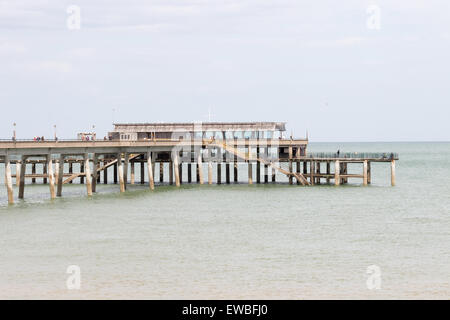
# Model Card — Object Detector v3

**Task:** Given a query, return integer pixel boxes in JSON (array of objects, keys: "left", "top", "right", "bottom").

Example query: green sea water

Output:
[{"left": 0, "top": 142, "right": 449, "bottom": 299}]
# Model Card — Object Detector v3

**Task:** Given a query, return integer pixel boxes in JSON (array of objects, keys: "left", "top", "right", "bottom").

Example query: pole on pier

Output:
[
  {"left": 84, "top": 154, "right": 92, "bottom": 196},
  {"left": 130, "top": 160, "right": 135, "bottom": 185},
  {"left": 316, "top": 162, "right": 321, "bottom": 185},
  {"left": 288, "top": 146, "right": 293, "bottom": 185},
  {"left": 103, "top": 161, "right": 108, "bottom": 184},
  {"left": 32, "top": 163, "right": 36, "bottom": 184},
  {"left": 16, "top": 162, "right": 21, "bottom": 186},
  {"left": 208, "top": 161, "right": 213, "bottom": 185},
  {"left": 363, "top": 160, "right": 368, "bottom": 186},
  {"left": 147, "top": 151, "right": 154, "bottom": 190},
  {"left": 326, "top": 161, "right": 331, "bottom": 184},
  {"left": 197, "top": 151, "right": 204, "bottom": 184},
  {"left": 140, "top": 161, "right": 145, "bottom": 184},
  {"left": 234, "top": 140, "right": 238, "bottom": 183},
  {"left": 391, "top": 160, "right": 396, "bottom": 186},
  {"left": 310, "top": 161, "right": 315, "bottom": 186},
  {"left": 124, "top": 153, "right": 129, "bottom": 188},
  {"left": 47, "top": 155, "right": 56, "bottom": 199},
  {"left": 69, "top": 162, "right": 73, "bottom": 184},
  {"left": 247, "top": 143, "right": 253, "bottom": 185},
  {"left": 179, "top": 162, "right": 183, "bottom": 185},
  {"left": 159, "top": 161, "right": 164, "bottom": 183},
  {"left": 117, "top": 153, "right": 125, "bottom": 193},
  {"left": 54, "top": 161, "right": 59, "bottom": 186},
  {"left": 18, "top": 156, "right": 26, "bottom": 199},
  {"left": 43, "top": 162, "right": 48, "bottom": 184},
  {"left": 92, "top": 154, "right": 98, "bottom": 192},
  {"left": 188, "top": 163, "right": 192, "bottom": 183},
  {"left": 272, "top": 166, "right": 276, "bottom": 183},
  {"left": 113, "top": 162, "right": 118, "bottom": 184},
  {"left": 256, "top": 146, "right": 261, "bottom": 184},
  {"left": 169, "top": 160, "right": 173, "bottom": 185},
  {"left": 5, "top": 155, "right": 14, "bottom": 204},
  {"left": 57, "top": 154, "right": 64, "bottom": 196},
  {"left": 80, "top": 162, "right": 84, "bottom": 184},
  {"left": 367, "top": 161, "right": 371, "bottom": 184},
  {"left": 173, "top": 152, "right": 180, "bottom": 187},
  {"left": 334, "top": 160, "right": 340, "bottom": 186}
]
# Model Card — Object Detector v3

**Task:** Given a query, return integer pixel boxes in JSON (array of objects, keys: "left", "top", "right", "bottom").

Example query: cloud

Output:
[{"left": 305, "top": 37, "right": 367, "bottom": 48}]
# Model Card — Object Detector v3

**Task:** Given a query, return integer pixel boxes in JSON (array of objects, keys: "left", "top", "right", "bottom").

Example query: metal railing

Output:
[{"left": 306, "top": 152, "right": 398, "bottom": 159}]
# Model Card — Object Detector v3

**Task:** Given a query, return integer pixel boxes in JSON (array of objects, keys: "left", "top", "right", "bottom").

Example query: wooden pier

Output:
[{"left": 0, "top": 138, "right": 398, "bottom": 205}]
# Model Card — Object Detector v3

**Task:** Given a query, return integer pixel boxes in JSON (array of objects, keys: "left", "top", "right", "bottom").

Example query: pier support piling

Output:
[
  {"left": 84, "top": 154, "right": 92, "bottom": 196},
  {"left": 147, "top": 151, "right": 154, "bottom": 190},
  {"left": 197, "top": 152, "right": 204, "bottom": 184},
  {"left": 363, "top": 160, "right": 368, "bottom": 186},
  {"left": 334, "top": 160, "right": 340, "bottom": 186},
  {"left": 32, "top": 163, "right": 36, "bottom": 184},
  {"left": 47, "top": 155, "right": 56, "bottom": 199},
  {"left": 5, "top": 155, "right": 14, "bottom": 204},
  {"left": 173, "top": 152, "right": 180, "bottom": 187},
  {"left": 18, "top": 156, "right": 26, "bottom": 199},
  {"left": 57, "top": 154, "right": 64, "bottom": 196},
  {"left": 117, "top": 153, "right": 125, "bottom": 193},
  {"left": 391, "top": 160, "right": 396, "bottom": 186}
]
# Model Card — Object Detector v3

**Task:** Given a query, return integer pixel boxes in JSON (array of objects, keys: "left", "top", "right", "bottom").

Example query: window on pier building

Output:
[
  {"left": 204, "top": 131, "right": 214, "bottom": 139},
  {"left": 243, "top": 131, "right": 252, "bottom": 139},
  {"left": 233, "top": 131, "right": 243, "bottom": 139}
]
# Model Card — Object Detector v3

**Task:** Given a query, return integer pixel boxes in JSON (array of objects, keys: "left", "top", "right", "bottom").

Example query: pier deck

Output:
[{"left": 0, "top": 139, "right": 398, "bottom": 205}]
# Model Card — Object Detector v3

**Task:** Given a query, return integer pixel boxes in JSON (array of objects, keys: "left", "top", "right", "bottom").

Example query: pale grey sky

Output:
[{"left": 0, "top": 0, "right": 449, "bottom": 141}]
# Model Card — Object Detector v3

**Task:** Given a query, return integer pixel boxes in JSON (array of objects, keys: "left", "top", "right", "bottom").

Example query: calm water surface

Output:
[{"left": 0, "top": 142, "right": 449, "bottom": 299}]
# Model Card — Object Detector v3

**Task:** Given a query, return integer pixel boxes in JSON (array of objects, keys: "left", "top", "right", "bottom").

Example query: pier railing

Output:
[{"left": 306, "top": 152, "right": 398, "bottom": 160}]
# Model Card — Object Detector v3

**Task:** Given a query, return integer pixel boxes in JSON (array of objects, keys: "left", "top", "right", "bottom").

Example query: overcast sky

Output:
[{"left": 0, "top": 0, "right": 449, "bottom": 141}]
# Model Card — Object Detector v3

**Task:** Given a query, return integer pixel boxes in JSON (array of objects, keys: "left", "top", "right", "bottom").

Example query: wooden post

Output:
[
  {"left": 208, "top": 161, "right": 213, "bottom": 185},
  {"left": 234, "top": 143, "right": 238, "bottom": 183},
  {"left": 5, "top": 155, "right": 14, "bottom": 204},
  {"left": 32, "top": 163, "right": 36, "bottom": 184},
  {"left": 296, "top": 161, "right": 300, "bottom": 185},
  {"left": 256, "top": 146, "right": 261, "bottom": 184},
  {"left": 310, "top": 161, "right": 315, "bottom": 186},
  {"left": 147, "top": 151, "right": 154, "bottom": 190},
  {"left": 103, "top": 162, "right": 108, "bottom": 184},
  {"left": 188, "top": 163, "right": 192, "bottom": 183},
  {"left": 84, "top": 154, "right": 92, "bottom": 196},
  {"left": 179, "top": 162, "right": 183, "bottom": 184},
  {"left": 303, "top": 161, "right": 307, "bottom": 175},
  {"left": 80, "top": 162, "right": 84, "bottom": 184},
  {"left": 272, "top": 166, "right": 276, "bottom": 183},
  {"left": 130, "top": 161, "right": 135, "bottom": 185},
  {"left": 16, "top": 162, "right": 21, "bottom": 186},
  {"left": 226, "top": 163, "right": 230, "bottom": 184},
  {"left": 197, "top": 151, "right": 204, "bottom": 184},
  {"left": 391, "top": 160, "right": 396, "bottom": 186},
  {"left": 113, "top": 163, "right": 118, "bottom": 184},
  {"left": 334, "top": 160, "right": 340, "bottom": 186},
  {"left": 68, "top": 162, "right": 73, "bottom": 184},
  {"left": 326, "top": 161, "right": 331, "bottom": 184},
  {"left": 92, "top": 154, "right": 98, "bottom": 192},
  {"left": 57, "top": 154, "right": 64, "bottom": 196},
  {"left": 43, "top": 162, "right": 48, "bottom": 184},
  {"left": 173, "top": 152, "right": 180, "bottom": 187},
  {"left": 217, "top": 162, "right": 222, "bottom": 185},
  {"left": 159, "top": 161, "right": 164, "bottom": 183},
  {"left": 248, "top": 161, "right": 253, "bottom": 184},
  {"left": 18, "top": 156, "right": 26, "bottom": 199},
  {"left": 117, "top": 153, "right": 125, "bottom": 193},
  {"left": 363, "top": 160, "right": 368, "bottom": 186},
  {"left": 54, "top": 161, "right": 59, "bottom": 187},
  {"left": 140, "top": 161, "right": 145, "bottom": 184},
  {"left": 288, "top": 146, "right": 293, "bottom": 185},
  {"left": 48, "top": 155, "right": 56, "bottom": 199},
  {"left": 169, "top": 161, "right": 173, "bottom": 185},
  {"left": 124, "top": 153, "right": 129, "bottom": 188},
  {"left": 316, "top": 162, "right": 321, "bottom": 185}
]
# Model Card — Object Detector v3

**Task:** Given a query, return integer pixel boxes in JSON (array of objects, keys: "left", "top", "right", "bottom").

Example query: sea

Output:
[{"left": 0, "top": 142, "right": 449, "bottom": 299}]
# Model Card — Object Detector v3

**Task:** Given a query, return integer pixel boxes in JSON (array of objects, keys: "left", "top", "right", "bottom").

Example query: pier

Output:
[{"left": 0, "top": 122, "right": 399, "bottom": 205}]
